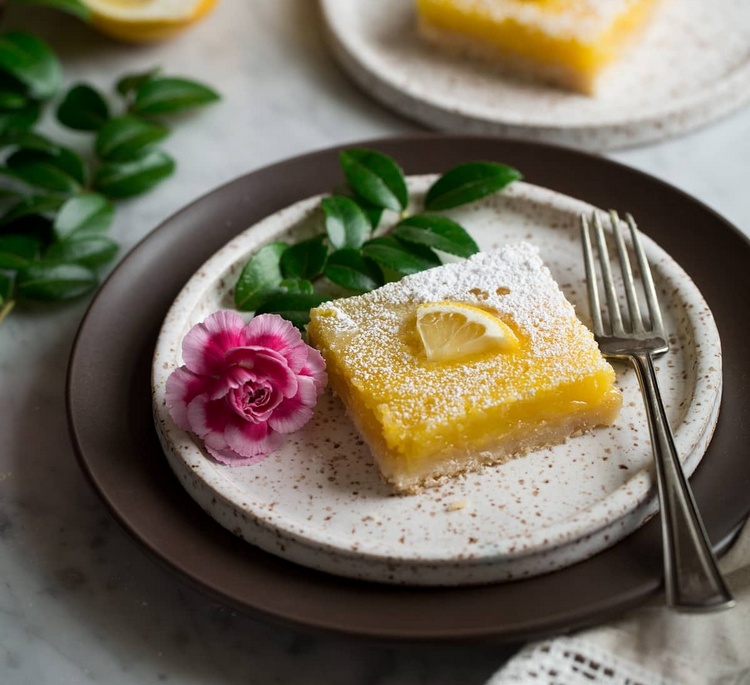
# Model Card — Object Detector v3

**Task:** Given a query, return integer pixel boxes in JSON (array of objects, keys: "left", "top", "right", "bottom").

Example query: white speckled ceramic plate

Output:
[
  {"left": 320, "top": 0, "right": 750, "bottom": 150},
  {"left": 151, "top": 176, "right": 721, "bottom": 586}
]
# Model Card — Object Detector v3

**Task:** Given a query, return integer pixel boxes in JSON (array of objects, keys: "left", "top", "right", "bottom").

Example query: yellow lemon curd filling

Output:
[
  {"left": 415, "top": 0, "right": 660, "bottom": 93},
  {"left": 307, "top": 243, "right": 621, "bottom": 493}
]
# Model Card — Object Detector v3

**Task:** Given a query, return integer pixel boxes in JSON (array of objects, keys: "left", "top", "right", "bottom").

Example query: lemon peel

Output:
[{"left": 82, "top": 0, "right": 218, "bottom": 43}]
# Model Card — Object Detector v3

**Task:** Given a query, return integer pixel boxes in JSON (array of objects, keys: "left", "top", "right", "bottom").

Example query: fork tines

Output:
[{"left": 580, "top": 211, "right": 665, "bottom": 341}]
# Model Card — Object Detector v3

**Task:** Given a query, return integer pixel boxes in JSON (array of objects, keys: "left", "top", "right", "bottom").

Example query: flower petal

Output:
[
  {"left": 182, "top": 310, "right": 247, "bottom": 375},
  {"left": 225, "top": 347, "right": 298, "bottom": 398},
  {"left": 186, "top": 394, "right": 230, "bottom": 439},
  {"left": 205, "top": 444, "right": 270, "bottom": 467},
  {"left": 227, "top": 380, "right": 282, "bottom": 423},
  {"left": 165, "top": 366, "right": 208, "bottom": 431},
  {"left": 225, "top": 419, "right": 284, "bottom": 458},
  {"left": 243, "top": 313, "right": 309, "bottom": 373},
  {"left": 267, "top": 376, "right": 319, "bottom": 433},
  {"left": 300, "top": 346, "right": 328, "bottom": 391}
]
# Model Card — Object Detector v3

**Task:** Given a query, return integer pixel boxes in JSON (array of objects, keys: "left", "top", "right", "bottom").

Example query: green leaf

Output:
[
  {"left": 392, "top": 214, "right": 479, "bottom": 258},
  {"left": 254, "top": 292, "right": 329, "bottom": 331},
  {"left": 56, "top": 83, "right": 110, "bottom": 131},
  {"left": 0, "top": 187, "right": 21, "bottom": 200},
  {"left": 95, "top": 115, "right": 169, "bottom": 162},
  {"left": 45, "top": 234, "right": 118, "bottom": 269},
  {"left": 321, "top": 195, "right": 371, "bottom": 250},
  {"left": 280, "top": 278, "right": 314, "bottom": 295},
  {"left": 116, "top": 68, "right": 161, "bottom": 98},
  {"left": 0, "top": 159, "right": 81, "bottom": 194},
  {"left": 234, "top": 241, "right": 287, "bottom": 311},
  {"left": 15, "top": 261, "right": 97, "bottom": 300},
  {"left": 7, "top": 146, "right": 88, "bottom": 185},
  {"left": 131, "top": 77, "right": 220, "bottom": 116},
  {"left": 425, "top": 162, "right": 522, "bottom": 211},
  {"left": 0, "top": 72, "right": 27, "bottom": 110},
  {"left": 339, "top": 148, "right": 408, "bottom": 212},
  {"left": 279, "top": 235, "right": 327, "bottom": 280},
  {"left": 0, "top": 194, "right": 63, "bottom": 226},
  {"left": 93, "top": 150, "right": 175, "bottom": 198},
  {"left": 0, "top": 90, "right": 27, "bottom": 109},
  {"left": 0, "top": 31, "right": 62, "bottom": 100},
  {"left": 355, "top": 196, "right": 384, "bottom": 229},
  {"left": 0, "top": 129, "right": 59, "bottom": 155},
  {"left": 324, "top": 248, "right": 382, "bottom": 293},
  {"left": 8, "top": 0, "right": 92, "bottom": 20},
  {"left": 362, "top": 236, "right": 441, "bottom": 275},
  {"left": 0, "top": 215, "right": 54, "bottom": 250},
  {"left": 0, "top": 233, "right": 40, "bottom": 268},
  {"left": 0, "top": 100, "right": 41, "bottom": 133},
  {"left": 53, "top": 193, "right": 114, "bottom": 240}
]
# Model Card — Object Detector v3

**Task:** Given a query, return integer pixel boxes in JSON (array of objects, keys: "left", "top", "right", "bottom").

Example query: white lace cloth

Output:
[{"left": 487, "top": 522, "right": 750, "bottom": 685}]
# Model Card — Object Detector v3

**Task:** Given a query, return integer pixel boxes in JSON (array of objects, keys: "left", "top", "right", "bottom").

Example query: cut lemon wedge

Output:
[
  {"left": 416, "top": 301, "right": 519, "bottom": 362},
  {"left": 83, "top": 0, "right": 218, "bottom": 43}
]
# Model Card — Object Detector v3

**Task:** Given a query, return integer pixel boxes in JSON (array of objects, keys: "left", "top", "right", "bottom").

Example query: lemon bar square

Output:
[
  {"left": 307, "top": 243, "right": 621, "bottom": 494},
  {"left": 415, "top": 0, "right": 660, "bottom": 94}
]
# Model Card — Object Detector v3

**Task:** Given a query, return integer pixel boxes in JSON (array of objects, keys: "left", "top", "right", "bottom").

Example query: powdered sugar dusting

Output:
[
  {"left": 367, "top": 242, "right": 572, "bottom": 327},
  {"left": 313, "top": 243, "right": 611, "bottom": 436},
  {"left": 418, "top": 0, "right": 647, "bottom": 41}
]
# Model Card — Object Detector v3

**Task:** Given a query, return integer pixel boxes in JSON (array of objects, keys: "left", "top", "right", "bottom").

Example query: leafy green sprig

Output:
[
  {"left": 0, "top": 23, "right": 220, "bottom": 321},
  {"left": 234, "top": 149, "right": 522, "bottom": 329}
]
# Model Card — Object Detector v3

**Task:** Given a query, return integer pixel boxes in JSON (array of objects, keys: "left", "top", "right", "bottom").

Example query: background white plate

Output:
[
  {"left": 320, "top": 0, "right": 750, "bottom": 150},
  {"left": 152, "top": 177, "right": 722, "bottom": 585}
]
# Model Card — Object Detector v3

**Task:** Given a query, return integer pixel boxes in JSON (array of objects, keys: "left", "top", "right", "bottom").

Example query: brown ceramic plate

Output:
[{"left": 67, "top": 135, "right": 750, "bottom": 643}]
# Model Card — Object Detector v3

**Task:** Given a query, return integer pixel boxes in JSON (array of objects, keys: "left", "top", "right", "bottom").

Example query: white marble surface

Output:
[{"left": 0, "top": 2, "right": 748, "bottom": 684}]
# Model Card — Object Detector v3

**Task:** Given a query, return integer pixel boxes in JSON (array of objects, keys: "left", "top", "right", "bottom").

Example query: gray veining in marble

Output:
[{"left": 0, "top": 2, "right": 748, "bottom": 684}]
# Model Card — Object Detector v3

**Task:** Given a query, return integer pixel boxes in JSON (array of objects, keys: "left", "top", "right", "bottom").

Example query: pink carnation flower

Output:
[{"left": 165, "top": 311, "right": 327, "bottom": 465}]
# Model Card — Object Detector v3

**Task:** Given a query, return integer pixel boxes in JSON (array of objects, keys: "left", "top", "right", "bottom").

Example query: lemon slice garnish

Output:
[
  {"left": 415, "top": 301, "right": 519, "bottom": 362},
  {"left": 83, "top": 0, "right": 218, "bottom": 43}
]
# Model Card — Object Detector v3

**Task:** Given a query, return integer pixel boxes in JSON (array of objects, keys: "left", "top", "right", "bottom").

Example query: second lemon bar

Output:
[{"left": 415, "top": 0, "right": 661, "bottom": 94}]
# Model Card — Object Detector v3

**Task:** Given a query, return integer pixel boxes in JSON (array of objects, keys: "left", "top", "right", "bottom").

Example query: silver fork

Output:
[{"left": 580, "top": 210, "right": 735, "bottom": 612}]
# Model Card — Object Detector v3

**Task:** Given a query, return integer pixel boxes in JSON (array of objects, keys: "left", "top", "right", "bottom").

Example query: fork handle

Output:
[{"left": 630, "top": 352, "right": 735, "bottom": 612}]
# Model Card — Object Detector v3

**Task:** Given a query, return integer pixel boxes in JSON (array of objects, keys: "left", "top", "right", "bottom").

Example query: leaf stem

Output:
[{"left": 0, "top": 299, "right": 16, "bottom": 324}]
